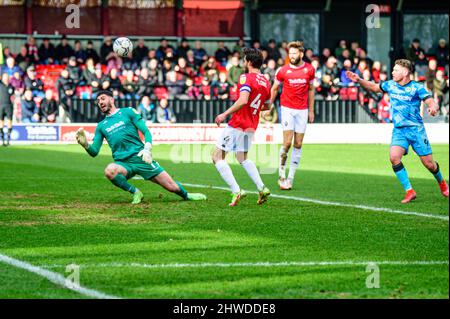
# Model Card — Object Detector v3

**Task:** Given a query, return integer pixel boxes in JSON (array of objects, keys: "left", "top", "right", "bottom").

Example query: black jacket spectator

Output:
[
  {"left": 55, "top": 70, "right": 76, "bottom": 110},
  {"left": 100, "top": 37, "right": 114, "bottom": 64},
  {"left": 56, "top": 37, "right": 75, "bottom": 64},
  {"left": 215, "top": 42, "right": 231, "bottom": 66},
  {"left": 39, "top": 97, "right": 58, "bottom": 122},
  {"left": 435, "top": 39, "right": 449, "bottom": 68},
  {"left": 133, "top": 40, "right": 149, "bottom": 64},
  {"left": 38, "top": 38, "right": 56, "bottom": 64},
  {"left": 85, "top": 41, "right": 100, "bottom": 65},
  {"left": 177, "top": 38, "right": 190, "bottom": 60},
  {"left": 405, "top": 39, "right": 424, "bottom": 64}
]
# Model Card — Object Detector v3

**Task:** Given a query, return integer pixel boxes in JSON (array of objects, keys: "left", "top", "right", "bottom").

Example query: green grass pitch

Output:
[{"left": 0, "top": 143, "right": 448, "bottom": 299}]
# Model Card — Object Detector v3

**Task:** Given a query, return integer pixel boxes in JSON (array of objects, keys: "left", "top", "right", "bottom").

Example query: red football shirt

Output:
[
  {"left": 228, "top": 72, "right": 271, "bottom": 131},
  {"left": 275, "top": 62, "right": 315, "bottom": 110}
]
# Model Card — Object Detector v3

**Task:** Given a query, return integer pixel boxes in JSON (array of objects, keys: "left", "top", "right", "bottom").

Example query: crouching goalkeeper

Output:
[{"left": 76, "top": 90, "right": 206, "bottom": 204}]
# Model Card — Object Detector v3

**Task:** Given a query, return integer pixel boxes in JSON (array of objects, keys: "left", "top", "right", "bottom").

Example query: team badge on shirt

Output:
[{"left": 240, "top": 75, "right": 246, "bottom": 85}]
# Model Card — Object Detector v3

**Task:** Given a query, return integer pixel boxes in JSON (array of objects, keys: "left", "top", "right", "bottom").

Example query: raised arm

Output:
[
  {"left": 76, "top": 126, "right": 103, "bottom": 157},
  {"left": 346, "top": 70, "right": 382, "bottom": 93}
]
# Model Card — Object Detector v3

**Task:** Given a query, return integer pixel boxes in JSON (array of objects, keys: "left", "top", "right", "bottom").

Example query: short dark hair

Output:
[
  {"left": 243, "top": 47, "right": 263, "bottom": 69},
  {"left": 96, "top": 90, "right": 114, "bottom": 98},
  {"left": 288, "top": 41, "right": 305, "bottom": 52}
]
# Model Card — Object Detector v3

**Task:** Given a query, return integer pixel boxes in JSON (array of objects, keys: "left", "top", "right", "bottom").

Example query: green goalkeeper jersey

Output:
[{"left": 86, "top": 107, "right": 153, "bottom": 161}]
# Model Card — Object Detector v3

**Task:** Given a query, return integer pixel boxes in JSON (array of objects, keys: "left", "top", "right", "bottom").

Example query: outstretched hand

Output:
[
  {"left": 75, "top": 128, "right": 88, "bottom": 149},
  {"left": 346, "top": 71, "right": 360, "bottom": 83}
]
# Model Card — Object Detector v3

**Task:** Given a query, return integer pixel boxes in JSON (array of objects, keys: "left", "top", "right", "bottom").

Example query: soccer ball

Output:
[{"left": 113, "top": 37, "right": 133, "bottom": 57}]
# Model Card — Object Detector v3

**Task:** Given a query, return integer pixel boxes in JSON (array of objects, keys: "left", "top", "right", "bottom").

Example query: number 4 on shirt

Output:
[{"left": 250, "top": 93, "right": 262, "bottom": 115}]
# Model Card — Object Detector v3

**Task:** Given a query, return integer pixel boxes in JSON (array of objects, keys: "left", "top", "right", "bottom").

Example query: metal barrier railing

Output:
[{"left": 69, "top": 98, "right": 378, "bottom": 124}]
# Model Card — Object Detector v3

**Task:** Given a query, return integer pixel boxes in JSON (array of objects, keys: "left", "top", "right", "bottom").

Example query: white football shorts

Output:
[
  {"left": 280, "top": 106, "right": 308, "bottom": 133},
  {"left": 216, "top": 126, "right": 254, "bottom": 153}
]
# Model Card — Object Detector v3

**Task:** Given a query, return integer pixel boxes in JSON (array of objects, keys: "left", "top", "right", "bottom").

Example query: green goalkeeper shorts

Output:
[{"left": 115, "top": 155, "right": 165, "bottom": 180}]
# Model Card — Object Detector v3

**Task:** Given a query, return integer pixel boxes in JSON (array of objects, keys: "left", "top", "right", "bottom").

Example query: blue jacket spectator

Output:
[
  {"left": 21, "top": 90, "right": 39, "bottom": 123},
  {"left": 139, "top": 96, "right": 156, "bottom": 123}
]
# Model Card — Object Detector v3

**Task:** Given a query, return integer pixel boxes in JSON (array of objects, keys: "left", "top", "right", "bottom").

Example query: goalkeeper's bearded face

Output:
[{"left": 96, "top": 94, "right": 114, "bottom": 114}]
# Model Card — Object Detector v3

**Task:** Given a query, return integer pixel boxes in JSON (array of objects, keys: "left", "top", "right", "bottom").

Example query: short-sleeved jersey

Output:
[
  {"left": 93, "top": 107, "right": 145, "bottom": 161},
  {"left": 275, "top": 62, "right": 315, "bottom": 110},
  {"left": 228, "top": 72, "right": 271, "bottom": 131},
  {"left": 380, "top": 80, "right": 432, "bottom": 127}
]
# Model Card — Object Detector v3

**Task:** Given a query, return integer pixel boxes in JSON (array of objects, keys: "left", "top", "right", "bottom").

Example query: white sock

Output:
[
  {"left": 279, "top": 146, "right": 288, "bottom": 179},
  {"left": 241, "top": 159, "right": 265, "bottom": 191},
  {"left": 288, "top": 147, "right": 302, "bottom": 181},
  {"left": 215, "top": 160, "right": 240, "bottom": 193}
]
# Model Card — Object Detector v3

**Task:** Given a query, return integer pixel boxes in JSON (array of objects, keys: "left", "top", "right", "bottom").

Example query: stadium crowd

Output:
[{"left": 0, "top": 35, "right": 448, "bottom": 124}]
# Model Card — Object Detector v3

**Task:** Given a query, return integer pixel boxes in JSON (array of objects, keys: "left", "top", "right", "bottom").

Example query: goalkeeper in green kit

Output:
[{"left": 76, "top": 90, "right": 206, "bottom": 204}]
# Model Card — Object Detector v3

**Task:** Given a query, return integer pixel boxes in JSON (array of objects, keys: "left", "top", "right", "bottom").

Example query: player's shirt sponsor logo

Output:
[
  {"left": 105, "top": 121, "right": 125, "bottom": 133},
  {"left": 287, "top": 78, "right": 307, "bottom": 85}
]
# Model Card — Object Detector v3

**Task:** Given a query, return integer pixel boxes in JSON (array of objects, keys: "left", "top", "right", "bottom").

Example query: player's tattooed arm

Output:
[
  {"left": 346, "top": 71, "right": 382, "bottom": 93},
  {"left": 215, "top": 91, "right": 250, "bottom": 125}
]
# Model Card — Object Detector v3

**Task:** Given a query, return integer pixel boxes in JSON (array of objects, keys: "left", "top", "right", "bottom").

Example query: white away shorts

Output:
[
  {"left": 216, "top": 126, "right": 254, "bottom": 152},
  {"left": 280, "top": 106, "right": 308, "bottom": 133}
]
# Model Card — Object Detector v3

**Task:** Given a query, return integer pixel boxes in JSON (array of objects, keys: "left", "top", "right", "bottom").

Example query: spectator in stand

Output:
[
  {"left": 100, "top": 36, "right": 115, "bottom": 64},
  {"left": 139, "top": 95, "right": 156, "bottom": 123},
  {"left": 55, "top": 69, "right": 76, "bottom": 122},
  {"left": 435, "top": 39, "right": 449, "bottom": 68},
  {"left": 261, "top": 49, "right": 269, "bottom": 69},
  {"left": 122, "top": 70, "right": 138, "bottom": 99},
  {"left": 211, "top": 72, "right": 231, "bottom": 100},
  {"left": 1, "top": 57, "right": 22, "bottom": 77},
  {"left": 322, "top": 56, "right": 339, "bottom": 82},
  {"left": 338, "top": 48, "right": 351, "bottom": 65},
  {"left": 320, "top": 74, "right": 338, "bottom": 100},
  {"left": 9, "top": 71, "right": 25, "bottom": 95},
  {"left": 232, "top": 38, "right": 245, "bottom": 55},
  {"left": 227, "top": 56, "right": 244, "bottom": 86},
  {"left": 201, "top": 56, "right": 218, "bottom": 82},
  {"left": 252, "top": 40, "right": 261, "bottom": 50},
  {"left": 56, "top": 35, "right": 75, "bottom": 65},
  {"left": 355, "top": 59, "right": 369, "bottom": 78},
  {"left": 107, "top": 68, "right": 122, "bottom": 97},
  {"left": 414, "top": 51, "right": 428, "bottom": 82},
  {"left": 379, "top": 71, "right": 388, "bottom": 83},
  {"left": 193, "top": 40, "right": 208, "bottom": 67},
  {"left": 266, "top": 39, "right": 281, "bottom": 62},
  {"left": 165, "top": 70, "right": 185, "bottom": 99},
  {"left": 335, "top": 40, "right": 347, "bottom": 59},
  {"left": 405, "top": 38, "right": 424, "bottom": 65},
  {"left": 140, "top": 49, "right": 157, "bottom": 69},
  {"left": 319, "top": 47, "right": 331, "bottom": 65},
  {"left": 85, "top": 40, "right": 100, "bottom": 65},
  {"left": 174, "top": 57, "right": 195, "bottom": 82},
  {"left": 67, "top": 56, "right": 83, "bottom": 86},
  {"left": 38, "top": 38, "right": 56, "bottom": 64},
  {"left": 433, "top": 69, "right": 449, "bottom": 115},
  {"left": 215, "top": 41, "right": 231, "bottom": 67},
  {"left": 24, "top": 66, "right": 44, "bottom": 98},
  {"left": 25, "top": 36, "right": 39, "bottom": 64},
  {"left": 92, "top": 65, "right": 110, "bottom": 96},
  {"left": 21, "top": 89, "right": 39, "bottom": 123},
  {"left": 425, "top": 58, "right": 438, "bottom": 91},
  {"left": 278, "top": 41, "right": 288, "bottom": 62},
  {"left": 263, "top": 59, "right": 277, "bottom": 82},
  {"left": 83, "top": 58, "right": 96, "bottom": 84},
  {"left": 122, "top": 50, "right": 138, "bottom": 71},
  {"left": 147, "top": 58, "right": 163, "bottom": 86},
  {"left": 377, "top": 93, "right": 391, "bottom": 123},
  {"left": 163, "top": 47, "right": 177, "bottom": 64},
  {"left": 161, "top": 58, "right": 173, "bottom": 81},
  {"left": 156, "top": 38, "right": 175, "bottom": 62},
  {"left": 133, "top": 38, "right": 149, "bottom": 65},
  {"left": 1, "top": 46, "right": 14, "bottom": 63},
  {"left": 304, "top": 48, "right": 314, "bottom": 64},
  {"left": 371, "top": 61, "right": 382, "bottom": 83},
  {"left": 199, "top": 77, "right": 212, "bottom": 100},
  {"left": 156, "top": 98, "right": 176, "bottom": 123},
  {"left": 185, "top": 77, "right": 200, "bottom": 100},
  {"left": 73, "top": 40, "right": 87, "bottom": 64},
  {"left": 339, "top": 59, "right": 354, "bottom": 86},
  {"left": 185, "top": 50, "right": 197, "bottom": 70},
  {"left": 39, "top": 89, "right": 58, "bottom": 123},
  {"left": 137, "top": 68, "right": 154, "bottom": 98},
  {"left": 358, "top": 49, "right": 373, "bottom": 69},
  {"left": 350, "top": 41, "right": 362, "bottom": 59},
  {"left": 15, "top": 46, "right": 31, "bottom": 72},
  {"left": 177, "top": 38, "right": 190, "bottom": 60}
]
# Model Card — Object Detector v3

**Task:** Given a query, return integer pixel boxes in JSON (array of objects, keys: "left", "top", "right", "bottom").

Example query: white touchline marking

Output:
[
  {"left": 182, "top": 183, "right": 449, "bottom": 221},
  {"left": 42, "top": 260, "right": 449, "bottom": 269},
  {"left": 0, "top": 253, "right": 120, "bottom": 299}
]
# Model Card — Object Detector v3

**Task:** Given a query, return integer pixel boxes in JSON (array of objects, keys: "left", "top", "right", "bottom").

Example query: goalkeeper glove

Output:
[
  {"left": 76, "top": 128, "right": 88, "bottom": 149},
  {"left": 138, "top": 142, "right": 153, "bottom": 164}
]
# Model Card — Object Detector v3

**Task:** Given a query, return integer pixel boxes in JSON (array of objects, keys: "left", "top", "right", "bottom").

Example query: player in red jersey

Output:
[
  {"left": 269, "top": 41, "right": 316, "bottom": 190},
  {"left": 213, "top": 48, "right": 271, "bottom": 206}
]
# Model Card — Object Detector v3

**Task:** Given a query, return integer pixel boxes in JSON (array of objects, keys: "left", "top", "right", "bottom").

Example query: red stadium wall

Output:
[
  {"left": 183, "top": 0, "right": 244, "bottom": 37},
  {"left": 0, "top": 5, "right": 25, "bottom": 33}
]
